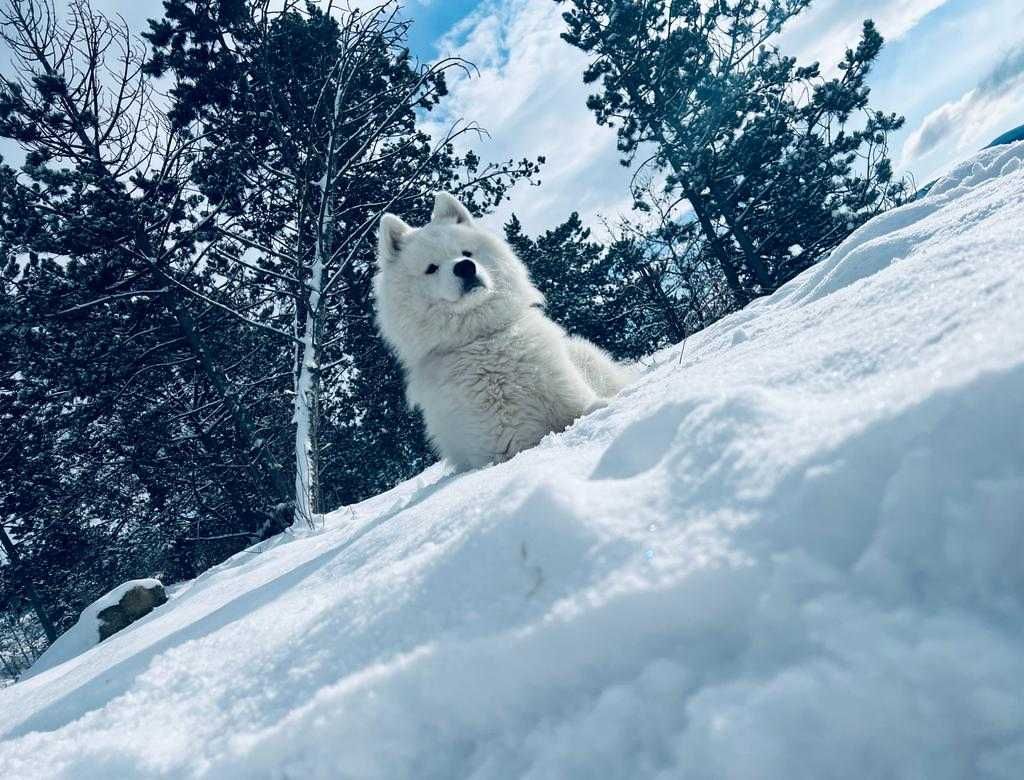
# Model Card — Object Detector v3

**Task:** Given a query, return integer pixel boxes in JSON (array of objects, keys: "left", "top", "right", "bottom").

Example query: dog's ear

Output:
[
  {"left": 378, "top": 213, "right": 411, "bottom": 263},
  {"left": 431, "top": 192, "right": 474, "bottom": 225}
]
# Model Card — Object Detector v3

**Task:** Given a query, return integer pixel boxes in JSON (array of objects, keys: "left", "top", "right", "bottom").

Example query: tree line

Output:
[{"left": 0, "top": 0, "right": 905, "bottom": 681}]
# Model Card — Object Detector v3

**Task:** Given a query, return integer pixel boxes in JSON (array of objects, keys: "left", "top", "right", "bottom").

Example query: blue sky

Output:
[{"left": 4, "top": 0, "right": 1023, "bottom": 236}]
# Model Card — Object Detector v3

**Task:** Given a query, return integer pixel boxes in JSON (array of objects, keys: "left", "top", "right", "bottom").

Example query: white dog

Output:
[{"left": 373, "top": 192, "right": 633, "bottom": 470}]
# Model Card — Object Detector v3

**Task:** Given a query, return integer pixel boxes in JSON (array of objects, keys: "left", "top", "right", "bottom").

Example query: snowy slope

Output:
[{"left": 2, "top": 143, "right": 1024, "bottom": 779}]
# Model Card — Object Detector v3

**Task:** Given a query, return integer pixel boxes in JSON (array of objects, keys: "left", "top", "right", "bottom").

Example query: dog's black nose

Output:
[{"left": 453, "top": 259, "right": 476, "bottom": 279}]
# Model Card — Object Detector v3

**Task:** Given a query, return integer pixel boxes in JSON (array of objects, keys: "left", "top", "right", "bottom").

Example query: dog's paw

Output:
[{"left": 584, "top": 398, "right": 611, "bottom": 416}]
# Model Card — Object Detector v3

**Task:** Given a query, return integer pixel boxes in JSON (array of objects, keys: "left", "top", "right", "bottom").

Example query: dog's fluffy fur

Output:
[{"left": 373, "top": 192, "right": 633, "bottom": 470}]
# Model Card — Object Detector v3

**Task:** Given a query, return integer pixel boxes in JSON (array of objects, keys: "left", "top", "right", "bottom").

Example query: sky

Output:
[
  {"left": 3, "top": 0, "right": 1023, "bottom": 236},
  {"left": 408, "top": 0, "right": 1024, "bottom": 233}
]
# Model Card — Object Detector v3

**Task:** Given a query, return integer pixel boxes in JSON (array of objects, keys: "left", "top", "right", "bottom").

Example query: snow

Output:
[
  {"left": 24, "top": 579, "right": 165, "bottom": 681},
  {"left": 2, "top": 143, "right": 1024, "bottom": 778}
]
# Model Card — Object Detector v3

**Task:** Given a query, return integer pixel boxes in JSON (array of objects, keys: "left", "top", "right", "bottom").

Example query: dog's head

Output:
[{"left": 373, "top": 192, "right": 542, "bottom": 363}]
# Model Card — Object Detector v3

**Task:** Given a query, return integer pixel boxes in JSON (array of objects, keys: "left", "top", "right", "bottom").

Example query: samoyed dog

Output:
[{"left": 374, "top": 192, "right": 633, "bottom": 470}]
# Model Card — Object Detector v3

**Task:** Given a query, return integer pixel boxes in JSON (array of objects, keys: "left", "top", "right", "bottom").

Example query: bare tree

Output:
[{"left": 1, "top": 0, "right": 294, "bottom": 530}]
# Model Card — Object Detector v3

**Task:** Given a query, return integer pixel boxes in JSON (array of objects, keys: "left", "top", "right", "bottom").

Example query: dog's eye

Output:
[
  {"left": 462, "top": 251, "right": 473, "bottom": 258},
  {"left": 425, "top": 264, "right": 438, "bottom": 275}
]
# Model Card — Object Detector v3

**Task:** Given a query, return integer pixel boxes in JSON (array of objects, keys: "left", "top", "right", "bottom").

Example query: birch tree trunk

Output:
[
  {"left": 291, "top": 68, "right": 346, "bottom": 528},
  {"left": 292, "top": 256, "right": 323, "bottom": 527}
]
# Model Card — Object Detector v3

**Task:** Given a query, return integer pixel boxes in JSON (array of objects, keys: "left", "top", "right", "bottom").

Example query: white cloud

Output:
[
  {"left": 901, "top": 45, "right": 1024, "bottom": 166},
  {"left": 777, "top": 0, "right": 951, "bottom": 71},
  {"left": 422, "top": 1, "right": 631, "bottom": 236}
]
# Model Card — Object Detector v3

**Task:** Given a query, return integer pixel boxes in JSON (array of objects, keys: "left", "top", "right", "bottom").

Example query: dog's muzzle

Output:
[{"left": 454, "top": 258, "right": 484, "bottom": 293}]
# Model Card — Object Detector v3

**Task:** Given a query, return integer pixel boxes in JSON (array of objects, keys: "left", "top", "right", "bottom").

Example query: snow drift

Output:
[{"left": 2, "top": 144, "right": 1023, "bottom": 779}]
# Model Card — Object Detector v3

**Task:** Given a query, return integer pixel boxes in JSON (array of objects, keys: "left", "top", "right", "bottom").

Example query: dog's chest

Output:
[
  {"left": 424, "top": 339, "right": 545, "bottom": 421},
  {"left": 412, "top": 329, "right": 561, "bottom": 462}
]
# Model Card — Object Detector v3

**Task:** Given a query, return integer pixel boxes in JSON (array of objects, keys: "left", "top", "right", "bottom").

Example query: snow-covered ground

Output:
[{"left": 2, "top": 144, "right": 1023, "bottom": 779}]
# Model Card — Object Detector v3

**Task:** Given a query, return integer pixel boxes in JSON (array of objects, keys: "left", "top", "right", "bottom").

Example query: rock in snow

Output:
[
  {"left": 23, "top": 580, "right": 167, "bottom": 681},
  {"left": 1, "top": 143, "right": 1023, "bottom": 779},
  {"left": 95, "top": 582, "right": 168, "bottom": 641}
]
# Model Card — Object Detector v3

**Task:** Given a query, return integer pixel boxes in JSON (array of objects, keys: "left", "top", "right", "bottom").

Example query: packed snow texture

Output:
[{"left": 2, "top": 144, "right": 1024, "bottom": 778}]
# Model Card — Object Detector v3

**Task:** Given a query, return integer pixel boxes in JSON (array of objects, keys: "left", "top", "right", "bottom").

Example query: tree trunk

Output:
[
  {"left": 707, "top": 181, "right": 772, "bottom": 290},
  {"left": 0, "top": 522, "right": 58, "bottom": 645},
  {"left": 656, "top": 115, "right": 769, "bottom": 300},
  {"left": 293, "top": 302, "right": 322, "bottom": 527},
  {"left": 682, "top": 186, "right": 749, "bottom": 306},
  {"left": 289, "top": 71, "right": 352, "bottom": 528},
  {"left": 290, "top": 179, "right": 328, "bottom": 529}
]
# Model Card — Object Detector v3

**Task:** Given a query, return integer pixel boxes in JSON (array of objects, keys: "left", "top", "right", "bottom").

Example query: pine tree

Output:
[
  {"left": 506, "top": 209, "right": 733, "bottom": 359},
  {"left": 558, "top": 0, "right": 907, "bottom": 305},
  {"left": 506, "top": 213, "right": 660, "bottom": 359},
  {"left": 0, "top": 0, "right": 297, "bottom": 543}
]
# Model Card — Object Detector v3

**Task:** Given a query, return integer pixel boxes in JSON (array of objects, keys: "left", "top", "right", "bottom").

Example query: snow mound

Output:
[
  {"left": 24, "top": 579, "right": 166, "bottom": 680},
  {"left": 1, "top": 143, "right": 1023, "bottom": 778}
]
